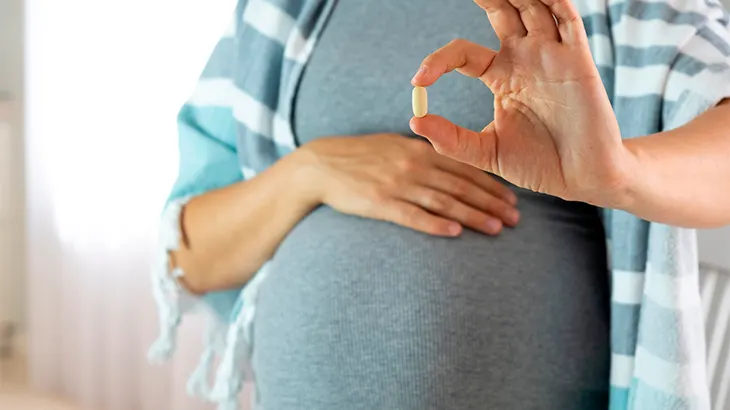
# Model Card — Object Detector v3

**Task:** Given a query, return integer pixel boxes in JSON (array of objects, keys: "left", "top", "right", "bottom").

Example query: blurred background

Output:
[{"left": 0, "top": 0, "right": 729, "bottom": 409}]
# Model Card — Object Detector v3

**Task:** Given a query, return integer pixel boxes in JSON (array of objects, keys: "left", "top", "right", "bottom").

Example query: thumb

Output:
[{"left": 409, "top": 114, "right": 497, "bottom": 173}]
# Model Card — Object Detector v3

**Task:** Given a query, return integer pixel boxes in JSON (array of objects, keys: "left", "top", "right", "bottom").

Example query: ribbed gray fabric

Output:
[{"left": 251, "top": 1, "right": 611, "bottom": 409}]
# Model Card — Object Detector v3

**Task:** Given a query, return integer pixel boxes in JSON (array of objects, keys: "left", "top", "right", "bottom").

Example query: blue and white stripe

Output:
[{"left": 150, "top": 0, "right": 730, "bottom": 409}]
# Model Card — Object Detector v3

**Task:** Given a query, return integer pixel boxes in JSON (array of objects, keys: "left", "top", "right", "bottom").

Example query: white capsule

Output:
[{"left": 412, "top": 86, "right": 428, "bottom": 118}]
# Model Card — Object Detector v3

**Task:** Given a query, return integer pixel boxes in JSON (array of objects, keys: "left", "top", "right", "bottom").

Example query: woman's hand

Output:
[
  {"left": 409, "top": 0, "right": 634, "bottom": 208},
  {"left": 298, "top": 133, "right": 520, "bottom": 237}
]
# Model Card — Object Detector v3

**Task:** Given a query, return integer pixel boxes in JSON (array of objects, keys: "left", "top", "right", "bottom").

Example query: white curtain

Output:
[{"left": 24, "top": 1, "right": 251, "bottom": 409}]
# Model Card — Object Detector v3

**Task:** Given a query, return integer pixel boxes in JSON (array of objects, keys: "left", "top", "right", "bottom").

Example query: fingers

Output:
[
  {"left": 411, "top": 0, "right": 586, "bottom": 87},
  {"left": 410, "top": 115, "right": 498, "bottom": 174},
  {"left": 540, "top": 0, "right": 586, "bottom": 44},
  {"left": 473, "top": 0, "right": 584, "bottom": 44},
  {"left": 376, "top": 200, "right": 464, "bottom": 237},
  {"left": 399, "top": 185, "right": 504, "bottom": 235},
  {"left": 473, "top": 0, "right": 527, "bottom": 41},
  {"left": 433, "top": 158, "right": 518, "bottom": 206},
  {"left": 411, "top": 39, "right": 498, "bottom": 87},
  {"left": 417, "top": 168, "right": 519, "bottom": 227},
  {"left": 503, "top": 0, "right": 560, "bottom": 41}
]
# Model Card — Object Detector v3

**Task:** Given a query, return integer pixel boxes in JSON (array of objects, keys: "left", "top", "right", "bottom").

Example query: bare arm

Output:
[
  {"left": 619, "top": 100, "right": 730, "bottom": 228},
  {"left": 170, "top": 134, "right": 518, "bottom": 295},
  {"left": 171, "top": 151, "right": 318, "bottom": 295}
]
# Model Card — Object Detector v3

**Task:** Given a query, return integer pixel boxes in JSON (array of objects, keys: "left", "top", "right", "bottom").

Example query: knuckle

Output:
[
  {"left": 450, "top": 179, "right": 471, "bottom": 198},
  {"left": 448, "top": 38, "right": 468, "bottom": 48},
  {"left": 394, "top": 206, "right": 417, "bottom": 226},
  {"left": 422, "top": 53, "right": 437, "bottom": 66},
  {"left": 413, "top": 147, "right": 431, "bottom": 160},
  {"left": 366, "top": 187, "right": 389, "bottom": 208},
  {"left": 381, "top": 173, "right": 402, "bottom": 189},
  {"left": 425, "top": 192, "right": 452, "bottom": 212},
  {"left": 454, "top": 127, "right": 472, "bottom": 152},
  {"left": 515, "top": 3, "right": 532, "bottom": 14},
  {"left": 404, "top": 208, "right": 421, "bottom": 225},
  {"left": 405, "top": 137, "right": 429, "bottom": 151},
  {"left": 408, "top": 136, "right": 425, "bottom": 146},
  {"left": 397, "top": 157, "right": 420, "bottom": 172}
]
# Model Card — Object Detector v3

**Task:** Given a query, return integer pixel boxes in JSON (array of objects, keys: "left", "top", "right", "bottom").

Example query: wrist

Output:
[
  {"left": 599, "top": 140, "right": 642, "bottom": 212},
  {"left": 281, "top": 145, "right": 326, "bottom": 210}
]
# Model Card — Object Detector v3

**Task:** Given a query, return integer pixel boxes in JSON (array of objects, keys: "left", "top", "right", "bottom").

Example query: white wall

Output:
[
  {"left": 0, "top": 0, "right": 25, "bottom": 331},
  {"left": 0, "top": 0, "right": 24, "bottom": 100},
  {"left": 0, "top": 113, "right": 24, "bottom": 332}
]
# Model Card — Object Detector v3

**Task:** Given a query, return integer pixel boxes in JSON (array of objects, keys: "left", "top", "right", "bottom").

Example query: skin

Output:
[
  {"left": 173, "top": 134, "right": 518, "bottom": 294},
  {"left": 409, "top": 0, "right": 730, "bottom": 228},
  {"left": 175, "top": 0, "right": 730, "bottom": 294}
]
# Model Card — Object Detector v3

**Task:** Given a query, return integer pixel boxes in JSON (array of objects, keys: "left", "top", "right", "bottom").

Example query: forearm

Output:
[
  {"left": 171, "top": 150, "right": 320, "bottom": 294},
  {"left": 618, "top": 101, "right": 730, "bottom": 228}
]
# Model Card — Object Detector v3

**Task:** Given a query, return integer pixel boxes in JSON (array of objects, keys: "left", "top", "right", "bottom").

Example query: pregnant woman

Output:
[{"left": 151, "top": 0, "right": 730, "bottom": 409}]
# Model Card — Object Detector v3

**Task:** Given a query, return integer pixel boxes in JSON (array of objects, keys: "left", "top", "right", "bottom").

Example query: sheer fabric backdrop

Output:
[{"left": 24, "top": 0, "right": 250, "bottom": 409}]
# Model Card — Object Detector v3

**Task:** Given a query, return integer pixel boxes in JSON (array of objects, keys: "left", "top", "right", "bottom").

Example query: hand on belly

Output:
[{"left": 298, "top": 132, "right": 519, "bottom": 237}]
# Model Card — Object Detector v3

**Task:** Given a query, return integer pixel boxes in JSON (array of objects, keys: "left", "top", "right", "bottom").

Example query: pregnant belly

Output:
[{"left": 252, "top": 193, "right": 611, "bottom": 410}]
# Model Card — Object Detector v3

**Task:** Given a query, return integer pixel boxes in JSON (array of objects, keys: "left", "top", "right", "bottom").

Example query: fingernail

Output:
[
  {"left": 507, "top": 193, "right": 518, "bottom": 205},
  {"left": 485, "top": 218, "right": 502, "bottom": 234},
  {"left": 411, "top": 66, "right": 427, "bottom": 83},
  {"left": 448, "top": 223, "right": 462, "bottom": 236}
]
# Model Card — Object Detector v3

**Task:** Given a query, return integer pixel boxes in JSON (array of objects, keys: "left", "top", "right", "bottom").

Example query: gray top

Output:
[
  {"left": 293, "top": 0, "right": 498, "bottom": 140},
  {"left": 251, "top": 1, "right": 611, "bottom": 409}
]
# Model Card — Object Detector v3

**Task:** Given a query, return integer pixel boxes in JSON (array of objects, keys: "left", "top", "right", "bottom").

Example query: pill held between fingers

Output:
[{"left": 412, "top": 86, "right": 428, "bottom": 118}]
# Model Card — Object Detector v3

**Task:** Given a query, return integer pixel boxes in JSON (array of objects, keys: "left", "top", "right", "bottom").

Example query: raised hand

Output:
[{"left": 409, "top": 0, "right": 632, "bottom": 207}]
